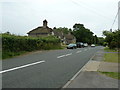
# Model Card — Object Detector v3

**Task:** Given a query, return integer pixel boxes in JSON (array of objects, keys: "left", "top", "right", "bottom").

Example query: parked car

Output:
[
  {"left": 83, "top": 43, "right": 88, "bottom": 47},
  {"left": 91, "top": 44, "right": 95, "bottom": 47},
  {"left": 76, "top": 42, "right": 84, "bottom": 48},
  {"left": 67, "top": 44, "right": 77, "bottom": 49}
]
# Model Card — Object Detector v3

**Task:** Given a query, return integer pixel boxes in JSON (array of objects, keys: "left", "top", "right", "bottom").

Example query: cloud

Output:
[{"left": 1, "top": 0, "right": 119, "bottom": 36}]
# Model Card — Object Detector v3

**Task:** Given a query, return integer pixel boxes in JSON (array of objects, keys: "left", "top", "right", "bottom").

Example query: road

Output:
[{"left": 2, "top": 46, "right": 103, "bottom": 88}]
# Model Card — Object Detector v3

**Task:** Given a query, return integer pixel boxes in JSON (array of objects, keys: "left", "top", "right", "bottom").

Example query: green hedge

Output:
[{"left": 2, "top": 34, "right": 61, "bottom": 59}]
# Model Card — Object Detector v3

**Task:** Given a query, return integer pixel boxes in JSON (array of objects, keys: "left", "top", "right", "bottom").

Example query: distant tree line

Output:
[{"left": 55, "top": 23, "right": 100, "bottom": 45}]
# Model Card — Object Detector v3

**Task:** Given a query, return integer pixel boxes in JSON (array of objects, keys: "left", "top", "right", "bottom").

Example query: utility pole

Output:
[{"left": 118, "top": 1, "right": 120, "bottom": 30}]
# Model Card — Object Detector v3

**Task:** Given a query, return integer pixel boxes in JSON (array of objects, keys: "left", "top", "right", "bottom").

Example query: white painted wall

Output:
[{"left": 118, "top": 1, "right": 120, "bottom": 29}]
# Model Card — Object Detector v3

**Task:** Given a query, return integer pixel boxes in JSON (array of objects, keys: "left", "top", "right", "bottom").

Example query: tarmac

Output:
[{"left": 63, "top": 49, "right": 119, "bottom": 88}]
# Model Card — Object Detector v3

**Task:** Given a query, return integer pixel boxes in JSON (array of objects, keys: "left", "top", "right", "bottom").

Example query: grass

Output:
[
  {"left": 2, "top": 45, "right": 66, "bottom": 60},
  {"left": 100, "top": 72, "right": 120, "bottom": 80},
  {"left": 2, "top": 51, "right": 27, "bottom": 60},
  {"left": 104, "top": 47, "right": 117, "bottom": 52},
  {"left": 100, "top": 47, "right": 120, "bottom": 79},
  {"left": 104, "top": 53, "right": 119, "bottom": 63},
  {"left": 104, "top": 47, "right": 119, "bottom": 63}
]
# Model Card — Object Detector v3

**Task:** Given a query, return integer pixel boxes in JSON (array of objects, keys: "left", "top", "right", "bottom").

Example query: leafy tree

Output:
[
  {"left": 72, "top": 23, "right": 95, "bottom": 44},
  {"left": 98, "top": 37, "right": 105, "bottom": 46},
  {"left": 55, "top": 27, "right": 71, "bottom": 34},
  {"left": 103, "top": 30, "right": 120, "bottom": 49}
]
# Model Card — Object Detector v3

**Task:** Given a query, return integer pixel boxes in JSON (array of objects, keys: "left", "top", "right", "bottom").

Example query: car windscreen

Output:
[{"left": 68, "top": 44, "right": 74, "bottom": 46}]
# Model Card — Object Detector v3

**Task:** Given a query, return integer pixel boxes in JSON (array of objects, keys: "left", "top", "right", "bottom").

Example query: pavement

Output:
[
  {"left": 98, "top": 62, "right": 119, "bottom": 72},
  {"left": 63, "top": 49, "right": 119, "bottom": 88}
]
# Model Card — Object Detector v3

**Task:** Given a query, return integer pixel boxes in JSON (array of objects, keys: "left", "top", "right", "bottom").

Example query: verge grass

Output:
[
  {"left": 100, "top": 47, "right": 120, "bottom": 79},
  {"left": 99, "top": 72, "right": 120, "bottom": 80},
  {"left": 104, "top": 47, "right": 119, "bottom": 63}
]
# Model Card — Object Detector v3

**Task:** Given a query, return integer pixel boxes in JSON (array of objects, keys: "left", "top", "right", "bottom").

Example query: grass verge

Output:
[
  {"left": 99, "top": 72, "right": 120, "bottom": 80},
  {"left": 104, "top": 47, "right": 117, "bottom": 52},
  {"left": 2, "top": 46, "right": 66, "bottom": 60},
  {"left": 104, "top": 47, "right": 119, "bottom": 63},
  {"left": 2, "top": 51, "right": 28, "bottom": 60}
]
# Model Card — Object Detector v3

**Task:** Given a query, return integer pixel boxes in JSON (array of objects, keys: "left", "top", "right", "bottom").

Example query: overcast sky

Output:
[{"left": 1, "top": 0, "right": 120, "bottom": 37}]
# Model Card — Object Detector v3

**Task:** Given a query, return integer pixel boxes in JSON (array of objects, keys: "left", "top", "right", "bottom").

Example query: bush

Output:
[
  {"left": 2, "top": 34, "right": 61, "bottom": 59},
  {"left": 109, "top": 41, "right": 117, "bottom": 49}
]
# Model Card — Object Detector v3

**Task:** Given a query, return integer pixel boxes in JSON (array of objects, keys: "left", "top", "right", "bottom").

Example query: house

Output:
[
  {"left": 52, "top": 27, "right": 76, "bottom": 44},
  {"left": 27, "top": 20, "right": 52, "bottom": 37},
  {"left": 52, "top": 27, "right": 64, "bottom": 41},
  {"left": 27, "top": 20, "right": 76, "bottom": 44},
  {"left": 64, "top": 32, "right": 76, "bottom": 44}
]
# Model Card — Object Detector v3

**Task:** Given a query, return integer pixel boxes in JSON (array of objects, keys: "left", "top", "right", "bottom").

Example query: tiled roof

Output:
[{"left": 27, "top": 26, "right": 52, "bottom": 34}]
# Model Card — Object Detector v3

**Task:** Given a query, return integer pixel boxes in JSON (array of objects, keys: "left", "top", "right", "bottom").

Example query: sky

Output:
[{"left": 1, "top": 0, "right": 120, "bottom": 37}]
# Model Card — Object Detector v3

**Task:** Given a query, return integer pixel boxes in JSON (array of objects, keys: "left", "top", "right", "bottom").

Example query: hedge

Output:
[{"left": 2, "top": 34, "right": 61, "bottom": 59}]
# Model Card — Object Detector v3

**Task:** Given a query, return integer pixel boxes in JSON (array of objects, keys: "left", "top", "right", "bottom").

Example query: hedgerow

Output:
[{"left": 2, "top": 33, "right": 61, "bottom": 59}]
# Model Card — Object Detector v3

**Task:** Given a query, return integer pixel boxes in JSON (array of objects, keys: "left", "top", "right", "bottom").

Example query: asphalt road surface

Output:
[{"left": 2, "top": 46, "right": 103, "bottom": 88}]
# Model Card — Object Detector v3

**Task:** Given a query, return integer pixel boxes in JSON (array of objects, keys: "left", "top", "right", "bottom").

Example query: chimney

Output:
[{"left": 43, "top": 19, "right": 48, "bottom": 28}]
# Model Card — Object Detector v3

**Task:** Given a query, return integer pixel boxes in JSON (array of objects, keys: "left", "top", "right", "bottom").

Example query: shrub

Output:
[{"left": 2, "top": 34, "right": 61, "bottom": 59}]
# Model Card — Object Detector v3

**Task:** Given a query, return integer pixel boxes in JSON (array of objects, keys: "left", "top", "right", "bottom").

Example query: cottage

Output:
[
  {"left": 27, "top": 20, "right": 76, "bottom": 44},
  {"left": 27, "top": 20, "right": 52, "bottom": 37},
  {"left": 64, "top": 32, "right": 76, "bottom": 44}
]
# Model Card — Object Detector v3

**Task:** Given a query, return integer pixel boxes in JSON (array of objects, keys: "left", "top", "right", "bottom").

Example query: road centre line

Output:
[
  {"left": 65, "top": 53, "right": 72, "bottom": 56},
  {"left": 0, "top": 60, "right": 45, "bottom": 74},
  {"left": 57, "top": 55, "right": 66, "bottom": 58},
  {"left": 84, "top": 49, "right": 87, "bottom": 51},
  {"left": 76, "top": 51, "right": 82, "bottom": 53},
  {"left": 57, "top": 53, "right": 72, "bottom": 58}
]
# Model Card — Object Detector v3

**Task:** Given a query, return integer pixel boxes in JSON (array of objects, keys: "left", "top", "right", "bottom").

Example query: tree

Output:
[
  {"left": 72, "top": 23, "right": 95, "bottom": 44},
  {"left": 55, "top": 27, "right": 71, "bottom": 34},
  {"left": 98, "top": 37, "right": 105, "bottom": 46},
  {"left": 102, "top": 30, "right": 120, "bottom": 49}
]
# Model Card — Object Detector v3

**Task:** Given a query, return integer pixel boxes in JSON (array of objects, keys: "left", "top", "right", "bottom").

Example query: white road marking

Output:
[
  {"left": 84, "top": 49, "right": 87, "bottom": 51},
  {"left": 65, "top": 53, "right": 72, "bottom": 56},
  {"left": 76, "top": 51, "right": 82, "bottom": 53},
  {"left": 57, "top": 53, "right": 72, "bottom": 58},
  {"left": 0, "top": 60, "right": 45, "bottom": 74},
  {"left": 57, "top": 55, "right": 66, "bottom": 58}
]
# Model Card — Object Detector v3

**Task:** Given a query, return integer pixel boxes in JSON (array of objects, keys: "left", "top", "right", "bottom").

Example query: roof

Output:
[
  {"left": 27, "top": 26, "right": 52, "bottom": 34},
  {"left": 53, "top": 29, "right": 64, "bottom": 39},
  {"left": 64, "top": 33, "right": 75, "bottom": 39}
]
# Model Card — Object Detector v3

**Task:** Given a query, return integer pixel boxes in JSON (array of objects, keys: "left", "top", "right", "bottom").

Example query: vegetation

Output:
[
  {"left": 54, "top": 27, "right": 72, "bottom": 34},
  {"left": 100, "top": 72, "right": 120, "bottom": 80},
  {"left": 104, "top": 47, "right": 119, "bottom": 63},
  {"left": 104, "top": 53, "right": 119, "bottom": 63},
  {"left": 2, "top": 33, "right": 61, "bottom": 59},
  {"left": 72, "top": 23, "right": 98, "bottom": 44},
  {"left": 104, "top": 47, "right": 117, "bottom": 52},
  {"left": 103, "top": 30, "right": 120, "bottom": 49},
  {"left": 54, "top": 23, "right": 107, "bottom": 46},
  {"left": 97, "top": 37, "right": 105, "bottom": 46}
]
